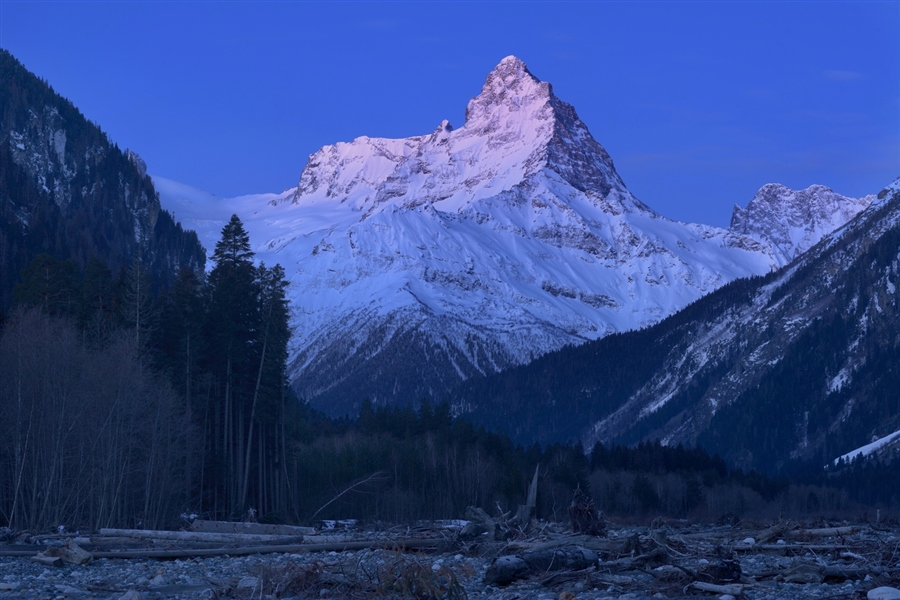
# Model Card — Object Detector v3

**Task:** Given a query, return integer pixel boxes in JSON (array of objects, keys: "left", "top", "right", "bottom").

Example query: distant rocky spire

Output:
[{"left": 730, "top": 183, "right": 873, "bottom": 263}]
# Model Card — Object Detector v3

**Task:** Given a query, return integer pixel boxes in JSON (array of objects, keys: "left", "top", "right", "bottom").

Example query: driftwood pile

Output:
[
  {"left": 472, "top": 519, "right": 900, "bottom": 597},
  {"left": 2, "top": 515, "right": 900, "bottom": 598},
  {"left": 0, "top": 519, "right": 442, "bottom": 563}
]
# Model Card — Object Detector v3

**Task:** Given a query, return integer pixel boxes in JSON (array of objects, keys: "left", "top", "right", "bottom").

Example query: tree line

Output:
[{"left": 0, "top": 214, "right": 290, "bottom": 529}]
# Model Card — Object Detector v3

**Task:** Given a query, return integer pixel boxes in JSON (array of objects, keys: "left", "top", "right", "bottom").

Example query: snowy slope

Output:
[
  {"left": 154, "top": 56, "right": 872, "bottom": 415},
  {"left": 453, "top": 179, "right": 900, "bottom": 471}
]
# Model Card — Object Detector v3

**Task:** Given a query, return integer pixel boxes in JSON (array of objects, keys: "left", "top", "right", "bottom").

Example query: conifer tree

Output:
[
  {"left": 240, "top": 262, "right": 290, "bottom": 509},
  {"left": 206, "top": 215, "right": 260, "bottom": 513}
]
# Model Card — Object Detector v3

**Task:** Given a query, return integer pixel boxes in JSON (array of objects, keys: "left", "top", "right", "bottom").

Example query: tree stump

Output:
[{"left": 568, "top": 486, "right": 605, "bottom": 536}]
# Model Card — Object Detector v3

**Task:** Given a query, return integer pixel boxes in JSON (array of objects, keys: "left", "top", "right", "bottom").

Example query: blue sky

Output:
[{"left": 1, "top": 1, "right": 897, "bottom": 227}]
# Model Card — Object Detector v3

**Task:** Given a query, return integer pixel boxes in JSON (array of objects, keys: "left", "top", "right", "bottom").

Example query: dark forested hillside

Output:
[
  {"left": 453, "top": 183, "right": 900, "bottom": 475},
  {"left": 0, "top": 49, "right": 204, "bottom": 311},
  {"left": 452, "top": 273, "right": 765, "bottom": 447}
]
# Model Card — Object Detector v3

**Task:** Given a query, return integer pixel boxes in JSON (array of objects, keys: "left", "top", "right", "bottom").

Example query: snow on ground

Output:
[{"left": 834, "top": 429, "right": 900, "bottom": 466}]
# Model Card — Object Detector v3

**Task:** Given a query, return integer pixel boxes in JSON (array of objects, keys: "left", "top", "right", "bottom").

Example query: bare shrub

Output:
[{"left": 0, "top": 309, "right": 196, "bottom": 530}]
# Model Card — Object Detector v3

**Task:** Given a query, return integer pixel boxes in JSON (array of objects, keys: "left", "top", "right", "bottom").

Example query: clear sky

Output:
[{"left": 1, "top": 1, "right": 897, "bottom": 227}]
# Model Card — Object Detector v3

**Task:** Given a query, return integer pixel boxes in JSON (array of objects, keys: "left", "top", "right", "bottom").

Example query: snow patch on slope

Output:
[{"left": 834, "top": 430, "right": 900, "bottom": 465}]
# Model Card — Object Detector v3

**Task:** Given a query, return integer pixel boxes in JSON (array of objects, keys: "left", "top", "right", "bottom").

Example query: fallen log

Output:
[
  {"left": 189, "top": 520, "right": 315, "bottom": 536},
  {"left": 755, "top": 523, "right": 791, "bottom": 545},
  {"left": 97, "top": 528, "right": 303, "bottom": 545},
  {"left": 518, "top": 534, "right": 619, "bottom": 554},
  {"left": 89, "top": 538, "right": 442, "bottom": 559},
  {"left": 734, "top": 543, "right": 849, "bottom": 553},
  {"left": 799, "top": 526, "right": 858, "bottom": 537},
  {"left": 600, "top": 546, "right": 668, "bottom": 570},
  {"left": 774, "top": 561, "right": 823, "bottom": 584},
  {"left": 30, "top": 555, "right": 64, "bottom": 567},
  {"left": 484, "top": 545, "right": 598, "bottom": 586},
  {"left": 690, "top": 581, "right": 745, "bottom": 596},
  {"left": 2, "top": 538, "right": 442, "bottom": 560}
]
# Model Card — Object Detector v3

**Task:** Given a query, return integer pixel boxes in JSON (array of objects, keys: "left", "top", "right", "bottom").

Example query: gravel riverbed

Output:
[{"left": 2, "top": 521, "right": 898, "bottom": 599}]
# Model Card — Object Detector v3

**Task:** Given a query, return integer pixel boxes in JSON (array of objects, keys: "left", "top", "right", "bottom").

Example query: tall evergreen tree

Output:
[
  {"left": 240, "top": 262, "right": 290, "bottom": 509},
  {"left": 206, "top": 215, "right": 261, "bottom": 514}
]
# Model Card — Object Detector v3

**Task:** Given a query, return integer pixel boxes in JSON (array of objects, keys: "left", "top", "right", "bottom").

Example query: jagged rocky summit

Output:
[{"left": 154, "top": 56, "right": 872, "bottom": 417}]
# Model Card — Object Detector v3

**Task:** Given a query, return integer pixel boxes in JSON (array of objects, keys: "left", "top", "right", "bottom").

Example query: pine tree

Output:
[{"left": 206, "top": 215, "right": 260, "bottom": 514}]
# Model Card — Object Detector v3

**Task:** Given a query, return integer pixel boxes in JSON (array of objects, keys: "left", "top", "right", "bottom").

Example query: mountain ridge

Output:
[{"left": 453, "top": 178, "right": 900, "bottom": 472}]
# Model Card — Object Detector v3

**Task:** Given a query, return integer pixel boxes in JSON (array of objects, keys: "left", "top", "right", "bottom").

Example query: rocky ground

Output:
[{"left": 1, "top": 519, "right": 899, "bottom": 599}]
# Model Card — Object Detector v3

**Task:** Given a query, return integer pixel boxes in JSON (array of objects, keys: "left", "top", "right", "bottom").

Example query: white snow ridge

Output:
[{"left": 155, "top": 56, "right": 870, "bottom": 416}]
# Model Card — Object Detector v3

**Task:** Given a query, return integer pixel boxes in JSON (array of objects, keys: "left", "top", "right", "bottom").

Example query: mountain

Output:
[
  {"left": 0, "top": 49, "right": 205, "bottom": 310},
  {"left": 154, "top": 56, "right": 872, "bottom": 417},
  {"left": 731, "top": 183, "right": 872, "bottom": 264},
  {"left": 454, "top": 179, "right": 900, "bottom": 473}
]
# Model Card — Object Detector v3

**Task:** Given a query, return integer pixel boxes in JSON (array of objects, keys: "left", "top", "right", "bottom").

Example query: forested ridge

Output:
[
  {"left": 0, "top": 48, "right": 204, "bottom": 313},
  {"left": 452, "top": 187, "right": 900, "bottom": 476}
]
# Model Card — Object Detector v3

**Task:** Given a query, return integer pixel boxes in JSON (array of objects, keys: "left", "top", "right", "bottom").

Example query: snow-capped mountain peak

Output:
[
  {"left": 155, "top": 57, "right": 874, "bottom": 417},
  {"left": 463, "top": 55, "right": 553, "bottom": 137},
  {"left": 730, "top": 183, "right": 873, "bottom": 263},
  {"left": 288, "top": 56, "right": 631, "bottom": 219}
]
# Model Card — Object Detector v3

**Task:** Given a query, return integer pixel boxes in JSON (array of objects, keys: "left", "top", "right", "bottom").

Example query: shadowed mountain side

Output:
[{"left": 0, "top": 49, "right": 205, "bottom": 311}]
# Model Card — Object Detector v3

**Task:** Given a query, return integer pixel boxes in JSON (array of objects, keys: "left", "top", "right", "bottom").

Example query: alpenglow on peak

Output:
[
  {"left": 463, "top": 55, "right": 548, "bottom": 121},
  {"left": 288, "top": 55, "right": 633, "bottom": 215}
]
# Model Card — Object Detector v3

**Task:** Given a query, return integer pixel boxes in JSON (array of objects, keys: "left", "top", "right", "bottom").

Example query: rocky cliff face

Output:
[{"left": 0, "top": 50, "right": 205, "bottom": 308}]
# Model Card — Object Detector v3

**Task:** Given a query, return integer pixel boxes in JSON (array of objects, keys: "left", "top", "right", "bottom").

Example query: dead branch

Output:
[{"left": 310, "top": 471, "right": 388, "bottom": 521}]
